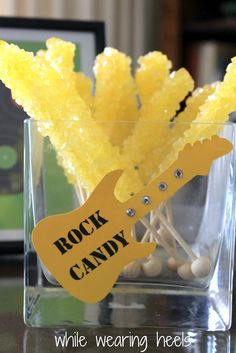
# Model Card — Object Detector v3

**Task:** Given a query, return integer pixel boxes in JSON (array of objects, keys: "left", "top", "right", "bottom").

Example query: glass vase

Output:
[{"left": 24, "top": 119, "right": 236, "bottom": 330}]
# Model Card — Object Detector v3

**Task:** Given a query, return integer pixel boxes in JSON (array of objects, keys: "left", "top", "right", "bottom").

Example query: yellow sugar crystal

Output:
[
  {"left": 174, "top": 57, "right": 236, "bottom": 149},
  {"left": 115, "top": 167, "right": 144, "bottom": 201},
  {"left": 75, "top": 72, "right": 94, "bottom": 111},
  {"left": 175, "top": 84, "right": 216, "bottom": 125},
  {"left": 43, "top": 122, "right": 142, "bottom": 202},
  {"left": 93, "top": 47, "right": 138, "bottom": 146},
  {"left": 37, "top": 39, "right": 93, "bottom": 111},
  {"left": 139, "top": 84, "right": 215, "bottom": 182},
  {"left": 0, "top": 40, "right": 121, "bottom": 190},
  {"left": 35, "top": 49, "right": 47, "bottom": 63},
  {"left": 158, "top": 57, "right": 236, "bottom": 177},
  {"left": 43, "top": 120, "right": 123, "bottom": 192},
  {"left": 135, "top": 51, "right": 172, "bottom": 106},
  {"left": 0, "top": 39, "right": 143, "bottom": 201},
  {"left": 140, "top": 68, "right": 194, "bottom": 121},
  {"left": 122, "top": 68, "right": 194, "bottom": 169},
  {"left": 44, "top": 37, "right": 75, "bottom": 74},
  {"left": 186, "top": 57, "right": 236, "bottom": 141}
]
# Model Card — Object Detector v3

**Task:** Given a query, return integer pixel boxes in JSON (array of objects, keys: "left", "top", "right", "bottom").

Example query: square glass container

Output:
[{"left": 24, "top": 119, "right": 236, "bottom": 330}]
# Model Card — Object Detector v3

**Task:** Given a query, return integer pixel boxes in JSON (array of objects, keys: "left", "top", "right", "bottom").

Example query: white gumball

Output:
[
  {"left": 177, "top": 262, "right": 193, "bottom": 280},
  {"left": 122, "top": 261, "right": 141, "bottom": 279},
  {"left": 191, "top": 256, "right": 211, "bottom": 278},
  {"left": 167, "top": 257, "right": 184, "bottom": 271},
  {"left": 142, "top": 256, "right": 162, "bottom": 277}
]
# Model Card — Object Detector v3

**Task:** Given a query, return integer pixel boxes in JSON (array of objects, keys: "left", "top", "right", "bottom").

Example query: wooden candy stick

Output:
[
  {"left": 142, "top": 211, "right": 163, "bottom": 277},
  {"left": 149, "top": 211, "right": 157, "bottom": 244},
  {"left": 140, "top": 212, "right": 185, "bottom": 270},
  {"left": 157, "top": 210, "right": 211, "bottom": 278},
  {"left": 165, "top": 200, "right": 173, "bottom": 222},
  {"left": 141, "top": 211, "right": 159, "bottom": 243},
  {"left": 141, "top": 210, "right": 211, "bottom": 278},
  {"left": 152, "top": 201, "right": 177, "bottom": 252},
  {"left": 156, "top": 210, "right": 197, "bottom": 261},
  {"left": 149, "top": 210, "right": 156, "bottom": 241},
  {"left": 140, "top": 217, "right": 178, "bottom": 259},
  {"left": 140, "top": 202, "right": 177, "bottom": 255},
  {"left": 141, "top": 202, "right": 166, "bottom": 243},
  {"left": 131, "top": 226, "right": 137, "bottom": 241},
  {"left": 139, "top": 204, "right": 190, "bottom": 260},
  {"left": 155, "top": 204, "right": 184, "bottom": 270},
  {"left": 154, "top": 208, "right": 212, "bottom": 278},
  {"left": 164, "top": 200, "right": 177, "bottom": 254},
  {"left": 141, "top": 226, "right": 151, "bottom": 243},
  {"left": 140, "top": 197, "right": 208, "bottom": 262}
]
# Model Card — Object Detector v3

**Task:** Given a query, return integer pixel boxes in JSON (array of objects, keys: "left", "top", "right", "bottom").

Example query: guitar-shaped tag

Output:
[{"left": 32, "top": 135, "right": 232, "bottom": 303}]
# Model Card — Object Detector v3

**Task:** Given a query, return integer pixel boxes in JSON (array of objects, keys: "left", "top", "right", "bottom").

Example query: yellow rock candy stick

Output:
[
  {"left": 1, "top": 38, "right": 235, "bottom": 203},
  {"left": 0, "top": 39, "right": 144, "bottom": 201},
  {"left": 37, "top": 38, "right": 94, "bottom": 111},
  {"left": 135, "top": 51, "right": 172, "bottom": 107},
  {"left": 0, "top": 40, "right": 120, "bottom": 190},
  {"left": 75, "top": 72, "right": 94, "bottom": 112},
  {"left": 158, "top": 58, "right": 236, "bottom": 175},
  {"left": 122, "top": 68, "right": 194, "bottom": 169},
  {"left": 139, "top": 84, "right": 215, "bottom": 182},
  {"left": 93, "top": 47, "right": 138, "bottom": 146},
  {"left": 39, "top": 37, "right": 75, "bottom": 74},
  {"left": 185, "top": 57, "right": 236, "bottom": 141}
]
